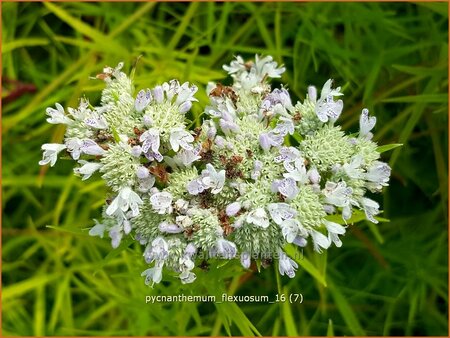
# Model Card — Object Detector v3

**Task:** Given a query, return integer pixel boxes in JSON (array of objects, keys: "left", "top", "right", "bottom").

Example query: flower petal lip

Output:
[
  {"left": 39, "top": 143, "right": 67, "bottom": 167},
  {"left": 135, "top": 88, "right": 152, "bottom": 112}
]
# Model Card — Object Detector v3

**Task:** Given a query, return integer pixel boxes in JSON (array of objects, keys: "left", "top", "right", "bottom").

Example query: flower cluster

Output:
[{"left": 40, "top": 55, "right": 391, "bottom": 285}]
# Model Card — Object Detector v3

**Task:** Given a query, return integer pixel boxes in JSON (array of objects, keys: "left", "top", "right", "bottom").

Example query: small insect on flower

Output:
[
  {"left": 94, "top": 130, "right": 113, "bottom": 143},
  {"left": 199, "top": 138, "right": 214, "bottom": 162},
  {"left": 292, "top": 112, "right": 302, "bottom": 123},
  {"left": 95, "top": 64, "right": 116, "bottom": 80},
  {"left": 193, "top": 127, "right": 202, "bottom": 142},
  {"left": 209, "top": 83, "right": 239, "bottom": 105}
]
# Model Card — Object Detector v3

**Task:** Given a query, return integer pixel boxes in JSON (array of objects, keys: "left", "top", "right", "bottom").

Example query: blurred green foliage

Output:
[{"left": 2, "top": 2, "right": 448, "bottom": 336}]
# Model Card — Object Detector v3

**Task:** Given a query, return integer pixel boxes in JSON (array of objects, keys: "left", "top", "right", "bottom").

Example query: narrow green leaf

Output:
[
  {"left": 3, "top": 38, "right": 49, "bottom": 53},
  {"left": 284, "top": 245, "right": 327, "bottom": 287},
  {"left": 327, "top": 319, "right": 334, "bottom": 337},
  {"left": 382, "top": 94, "right": 447, "bottom": 103},
  {"left": 167, "top": 2, "right": 199, "bottom": 50},
  {"left": 328, "top": 281, "right": 366, "bottom": 336},
  {"left": 2, "top": 54, "right": 91, "bottom": 131},
  {"left": 33, "top": 286, "right": 46, "bottom": 336},
  {"left": 377, "top": 143, "right": 403, "bottom": 153},
  {"left": 43, "top": 2, "right": 127, "bottom": 56},
  {"left": 282, "top": 287, "right": 298, "bottom": 336},
  {"left": 3, "top": 273, "right": 59, "bottom": 300}
]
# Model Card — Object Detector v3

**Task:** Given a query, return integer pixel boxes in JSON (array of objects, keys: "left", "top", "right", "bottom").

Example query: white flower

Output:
[
  {"left": 173, "top": 146, "right": 201, "bottom": 167},
  {"left": 74, "top": 160, "right": 102, "bottom": 180},
  {"left": 88, "top": 220, "right": 106, "bottom": 238},
  {"left": 169, "top": 128, "right": 194, "bottom": 152},
  {"left": 259, "top": 132, "right": 283, "bottom": 151},
  {"left": 255, "top": 54, "right": 285, "bottom": 78},
  {"left": 46, "top": 103, "right": 72, "bottom": 125},
  {"left": 152, "top": 85, "right": 164, "bottom": 103},
  {"left": 251, "top": 160, "right": 263, "bottom": 180},
  {"left": 144, "top": 237, "right": 169, "bottom": 263},
  {"left": 246, "top": 208, "right": 270, "bottom": 228},
  {"left": 159, "top": 221, "right": 184, "bottom": 234},
  {"left": 130, "top": 145, "right": 142, "bottom": 157},
  {"left": 280, "top": 219, "right": 300, "bottom": 243},
  {"left": 200, "top": 164, "right": 226, "bottom": 194},
  {"left": 106, "top": 187, "right": 143, "bottom": 218},
  {"left": 205, "top": 121, "right": 217, "bottom": 139},
  {"left": 123, "top": 219, "right": 132, "bottom": 235},
  {"left": 67, "top": 98, "right": 90, "bottom": 121},
  {"left": 141, "top": 264, "right": 163, "bottom": 285},
  {"left": 323, "top": 220, "right": 346, "bottom": 247},
  {"left": 140, "top": 128, "right": 160, "bottom": 154},
  {"left": 179, "top": 255, "right": 196, "bottom": 284},
  {"left": 184, "top": 243, "right": 197, "bottom": 258},
  {"left": 39, "top": 143, "right": 67, "bottom": 167},
  {"left": 108, "top": 225, "right": 123, "bottom": 249},
  {"left": 163, "top": 79, "right": 179, "bottom": 101},
  {"left": 240, "top": 252, "right": 251, "bottom": 269},
  {"left": 278, "top": 250, "right": 298, "bottom": 278},
  {"left": 150, "top": 191, "right": 173, "bottom": 214},
  {"left": 84, "top": 113, "right": 108, "bottom": 129},
  {"left": 136, "top": 166, "right": 149, "bottom": 179},
  {"left": 179, "top": 101, "right": 192, "bottom": 113},
  {"left": 226, "top": 202, "right": 241, "bottom": 217},
  {"left": 65, "top": 138, "right": 83, "bottom": 160},
  {"left": 220, "top": 119, "right": 240, "bottom": 134},
  {"left": 316, "top": 95, "right": 344, "bottom": 123},
  {"left": 223, "top": 55, "right": 246, "bottom": 74},
  {"left": 319, "top": 79, "right": 343, "bottom": 100},
  {"left": 293, "top": 236, "right": 307, "bottom": 247},
  {"left": 283, "top": 159, "right": 308, "bottom": 184},
  {"left": 261, "top": 88, "right": 294, "bottom": 117},
  {"left": 272, "top": 178, "right": 299, "bottom": 200},
  {"left": 274, "top": 147, "right": 302, "bottom": 168},
  {"left": 137, "top": 175, "right": 156, "bottom": 193},
  {"left": 342, "top": 205, "right": 353, "bottom": 221},
  {"left": 267, "top": 203, "right": 297, "bottom": 225},
  {"left": 215, "top": 238, "right": 237, "bottom": 259},
  {"left": 143, "top": 115, "right": 153, "bottom": 127},
  {"left": 365, "top": 161, "right": 391, "bottom": 191},
  {"left": 186, "top": 179, "right": 205, "bottom": 195},
  {"left": 80, "top": 139, "right": 106, "bottom": 156},
  {"left": 307, "top": 85, "right": 317, "bottom": 102},
  {"left": 359, "top": 108, "right": 376, "bottom": 139},
  {"left": 360, "top": 197, "right": 380, "bottom": 223},
  {"left": 315, "top": 79, "right": 344, "bottom": 123},
  {"left": 274, "top": 117, "right": 295, "bottom": 136},
  {"left": 323, "top": 181, "right": 353, "bottom": 207},
  {"left": 144, "top": 149, "right": 163, "bottom": 162},
  {"left": 135, "top": 89, "right": 152, "bottom": 112},
  {"left": 175, "top": 82, "right": 198, "bottom": 106},
  {"left": 342, "top": 156, "right": 364, "bottom": 179},
  {"left": 309, "top": 229, "right": 331, "bottom": 253},
  {"left": 308, "top": 168, "right": 321, "bottom": 184}
]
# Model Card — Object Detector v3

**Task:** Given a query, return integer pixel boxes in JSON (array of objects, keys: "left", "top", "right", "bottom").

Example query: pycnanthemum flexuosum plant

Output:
[{"left": 40, "top": 56, "right": 391, "bottom": 285}]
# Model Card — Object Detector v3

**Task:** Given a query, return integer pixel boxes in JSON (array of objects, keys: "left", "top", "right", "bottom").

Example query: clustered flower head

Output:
[{"left": 40, "top": 55, "right": 391, "bottom": 285}]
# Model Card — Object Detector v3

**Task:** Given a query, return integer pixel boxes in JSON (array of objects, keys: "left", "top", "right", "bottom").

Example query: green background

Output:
[{"left": 2, "top": 2, "right": 448, "bottom": 336}]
